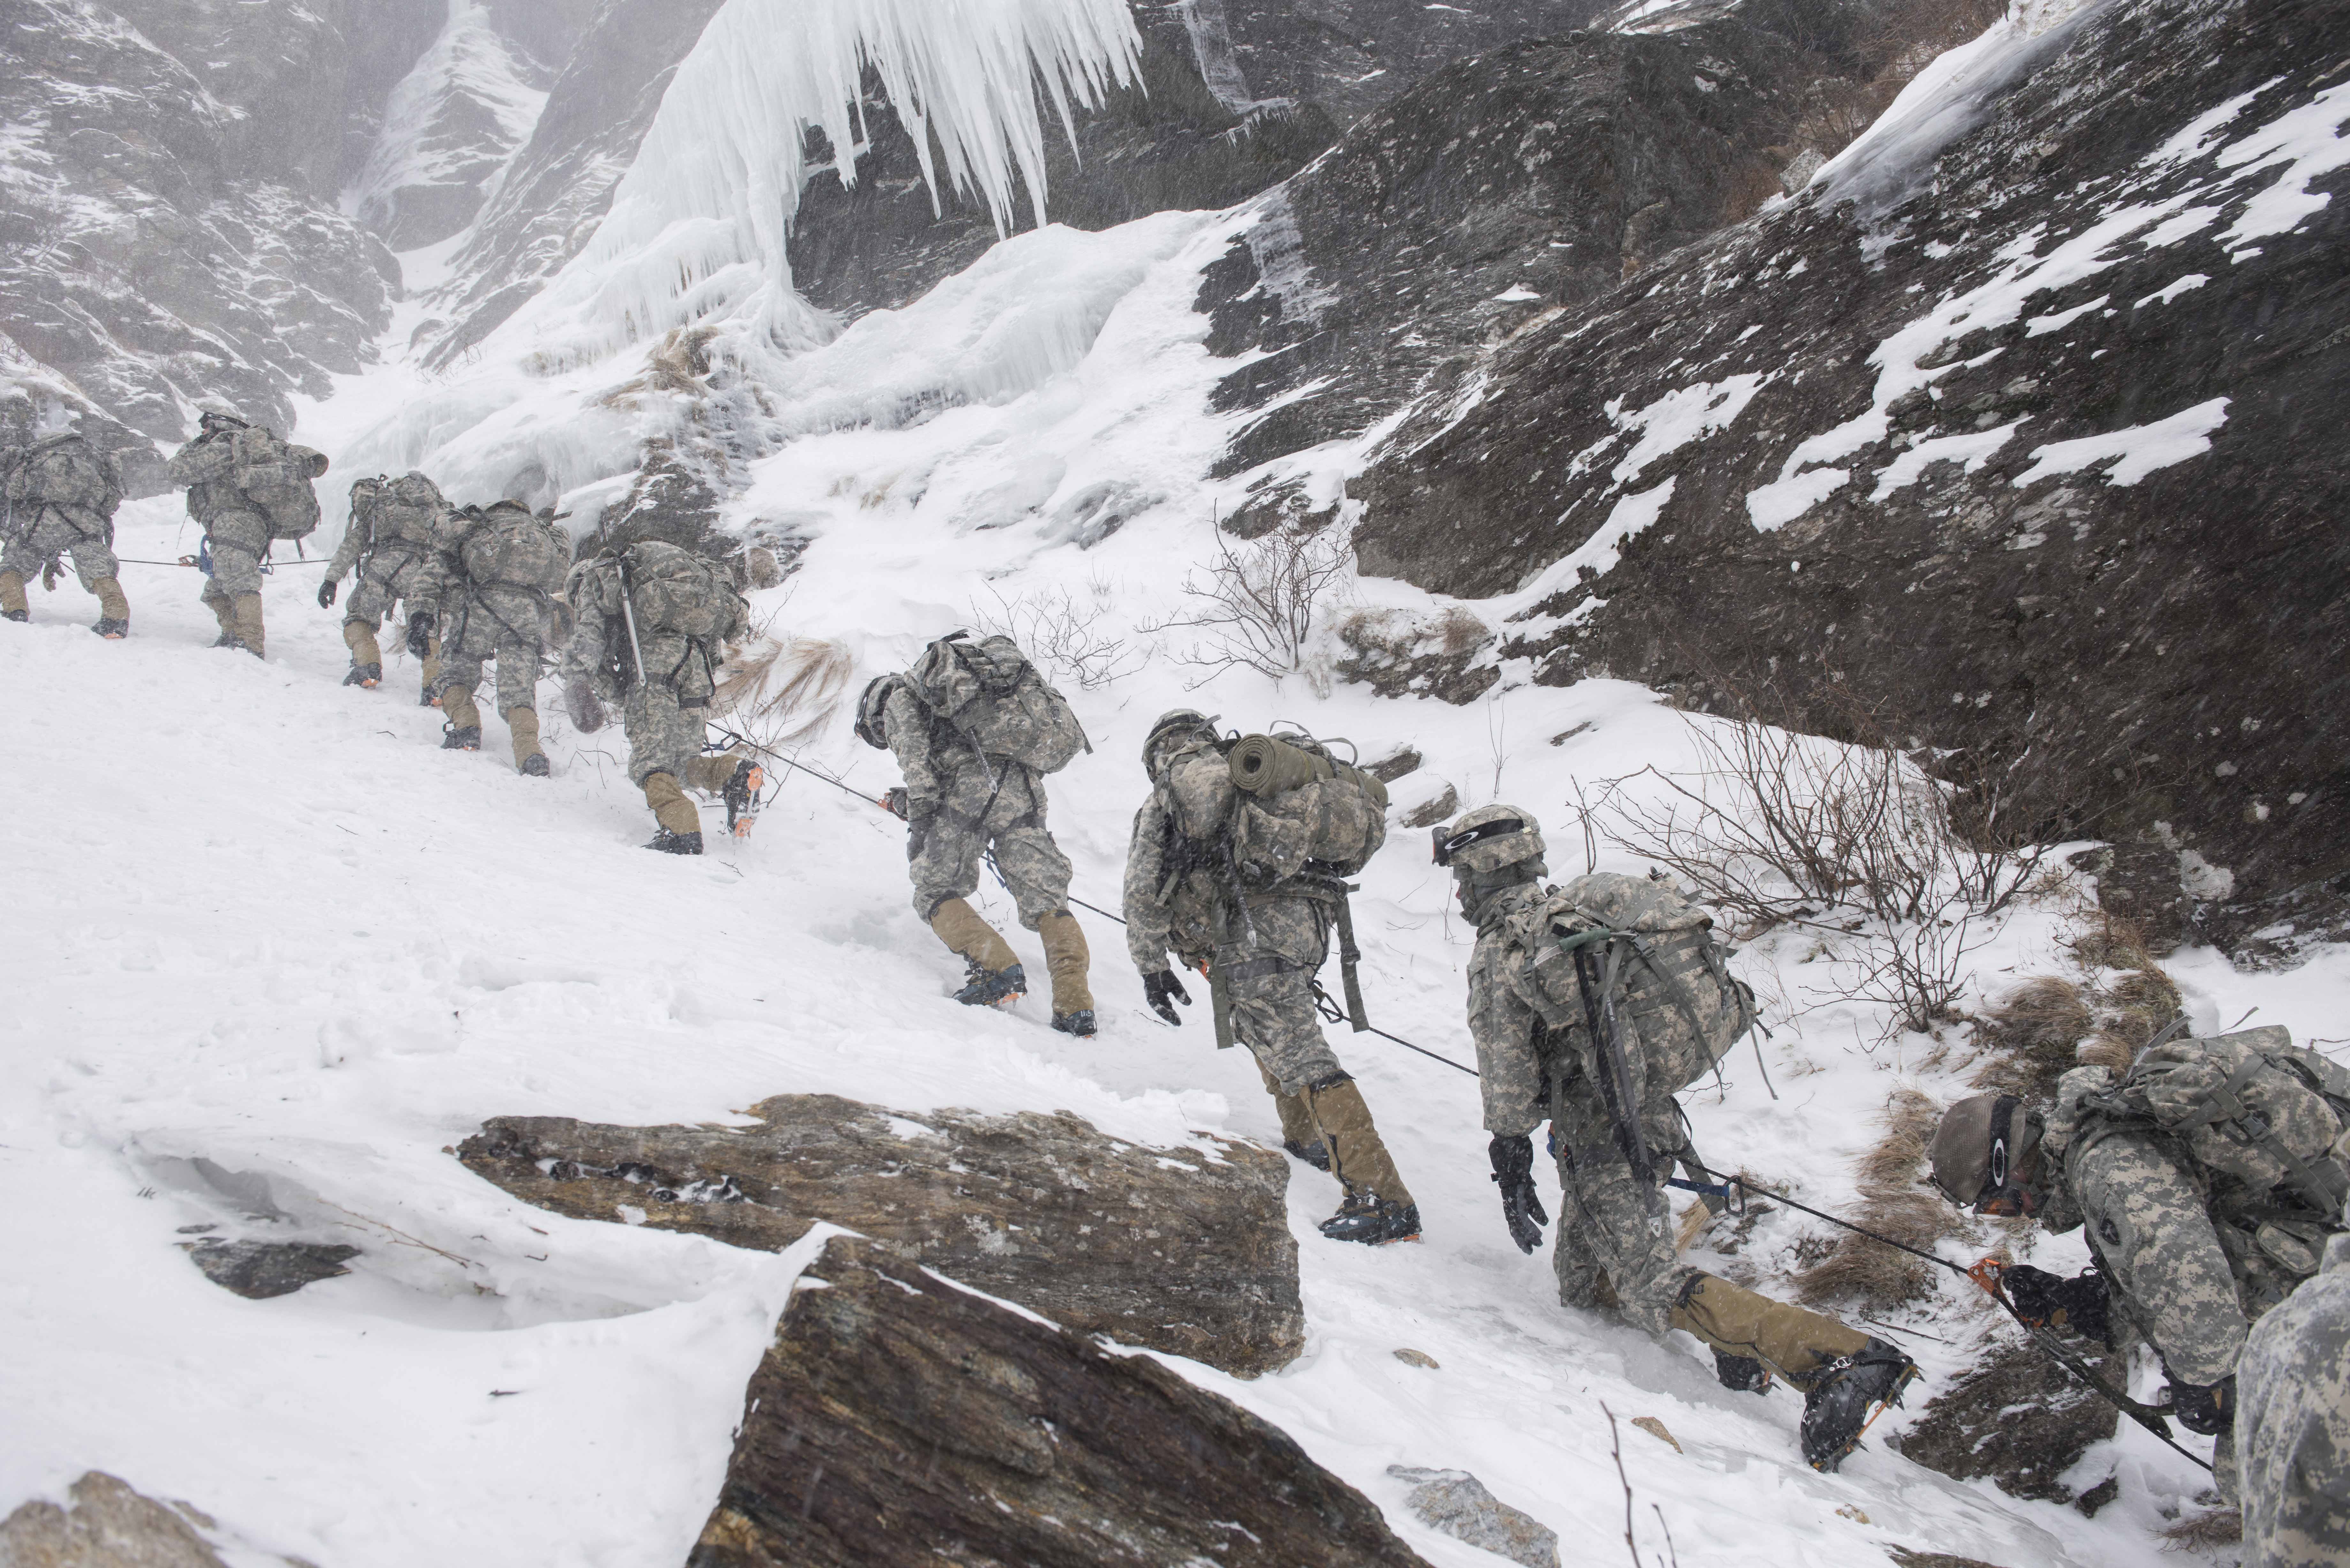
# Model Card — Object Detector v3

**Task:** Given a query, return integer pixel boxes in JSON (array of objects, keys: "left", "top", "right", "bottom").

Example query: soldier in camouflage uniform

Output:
[
  {"left": 318, "top": 473, "right": 446, "bottom": 695},
  {"left": 1446, "top": 803, "right": 1917, "bottom": 1472},
  {"left": 1929, "top": 1033, "right": 2348, "bottom": 1502},
  {"left": 163, "top": 406, "right": 305, "bottom": 658},
  {"left": 0, "top": 429, "right": 131, "bottom": 636},
  {"left": 427, "top": 500, "right": 567, "bottom": 775},
  {"left": 2236, "top": 1127, "right": 2350, "bottom": 1568},
  {"left": 559, "top": 540, "right": 758, "bottom": 854},
  {"left": 1123, "top": 709, "right": 1419, "bottom": 1245},
  {"left": 854, "top": 667, "right": 1095, "bottom": 1034}
]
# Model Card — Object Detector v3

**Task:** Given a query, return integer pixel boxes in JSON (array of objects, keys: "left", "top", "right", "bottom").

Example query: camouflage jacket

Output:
[
  {"left": 1466, "top": 881, "right": 1568, "bottom": 1138},
  {"left": 164, "top": 428, "right": 263, "bottom": 527},
  {"left": 557, "top": 559, "right": 747, "bottom": 705}
]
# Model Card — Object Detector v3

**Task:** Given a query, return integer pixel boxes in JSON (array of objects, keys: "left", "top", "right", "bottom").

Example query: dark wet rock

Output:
[
  {"left": 1387, "top": 1467, "right": 1560, "bottom": 1568},
  {"left": 0, "top": 1472, "right": 230, "bottom": 1568},
  {"left": 456, "top": 1093, "right": 1303, "bottom": 1378},
  {"left": 2067, "top": 841, "right": 2190, "bottom": 956},
  {"left": 1347, "top": 0, "right": 2350, "bottom": 954},
  {"left": 1890, "top": 1339, "right": 2116, "bottom": 1503},
  {"left": 1400, "top": 785, "right": 1463, "bottom": 831},
  {"left": 183, "top": 1239, "right": 360, "bottom": 1300},
  {"left": 2073, "top": 1473, "right": 2121, "bottom": 1518},
  {"left": 569, "top": 442, "right": 730, "bottom": 562},
  {"left": 689, "top": 1235, "right": 1430, "bottom": 1568},
  {"left": 1368, "top": 746, "right": 1425, "bottom": 784},
  {"left": 1335, "top": 607, "right": 1502, "bottom": 704}
]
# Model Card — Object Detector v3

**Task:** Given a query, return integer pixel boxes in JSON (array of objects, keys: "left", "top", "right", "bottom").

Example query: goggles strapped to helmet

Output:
[
  {"left": 1432, "top": 816, "right": 1525, "bottom": 868},
  {"left": 1971, "top": 1094, "right": 2040, "bottom": 1217}
]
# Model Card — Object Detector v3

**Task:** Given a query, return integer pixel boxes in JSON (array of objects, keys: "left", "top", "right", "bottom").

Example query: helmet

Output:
[
  {"left": 1142, "top": 709, "right": 1218, "bottom": 779},
  {"left": 194, "top": 401, "right": 248, "bottom": 431},
  {"left": 1434, "top": 804, "right": 1546, "bottom": 875},
  {"left": 855, "top": 675, "right": 900, "bottom": 750},
  {"left": 1928, "top": 1094, "right": 2045, "bottom": 1216}
]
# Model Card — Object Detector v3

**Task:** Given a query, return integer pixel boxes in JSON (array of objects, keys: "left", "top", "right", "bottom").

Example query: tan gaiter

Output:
[
  {"left": 1038, "top": 910, "right": 1094, "bottom": 1013},
  {"left": 343, "top": 617, "right": 382, "bottom": 667},
  {"left": 505, "top": 706, "right": 543, "bottom": 769},
  {"left": 1306, "top": 1078, "right": 1414, "bottom": 1206},
  {"left": 231, "top": 593, "right": 265, "bottom": 657},
  {"left": 421, "top": 634, "right": 443, "bottom": 701},
  {"left": 207, "top": 592, "right": 239, "bottom": 639},
  {"left": 1668, "top": 1274, "right": 1872, "bottom": 1392},
  {"left": 929, "top": 896, "right": 1020, "bottom": 974},
  {"left": 1257, "top": 1059, "right": 1321, "bottom": 1150},
  {"left": 683, "top": 751, "right": 740, "bottom": 793},
  {"left": 0, "top": 572, "right": 26, "bottom": 615},
  {"left": 439, "top": 682, "right": 482, "bottom": 731},
  {"left": 93, "top": 578, "right": 128, "bottom": 620},
  {"left": 642, "top": 772, "right": 702, "bottom": 835}
]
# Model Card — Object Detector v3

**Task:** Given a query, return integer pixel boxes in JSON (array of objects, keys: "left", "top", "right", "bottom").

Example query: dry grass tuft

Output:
[
  {"left": 1970, "top": 977, "right": 2094, "bottom": 1098},
  {"left": 1794, "top": 1090, "right": 1957, "bottom": 1312},
  {"left": 714, "top": 628, "right": 855, "bottom": 749},
  {"left": 1973, "top": 924, "right": 2187, "bottom": 1099},
  {"left": 2158, "top": 1509, "right": 2243, "bottom": 1551}
]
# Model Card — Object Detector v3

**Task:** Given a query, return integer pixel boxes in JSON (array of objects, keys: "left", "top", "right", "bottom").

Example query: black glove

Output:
[
  {"left": 566, "top": 679, "right": 607, "bottom": 734},
  {"left": 1142, "top": 969, "right": 1193, "bottom": 1026},
  {"left": 882, "top": 786, "right": 909, "bottom": 821},
  {"left": 2003, "top": 1263, "right": 2112, "bottom": 1344},
  {"left": 405, "top": 611, "right": 434, "bottom": 657},
  {"left": 1489, "top": 1133, "right": 1549, "bottom": 1254},
  {"left": 2167, "top": 1373, "right": 2235, "bottom": 1436},
  {"left": 317, "top": 577, "right": 338, "bottom": 609}
]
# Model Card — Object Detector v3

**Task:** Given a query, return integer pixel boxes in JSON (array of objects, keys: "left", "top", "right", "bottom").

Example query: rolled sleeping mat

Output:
[{"left": 1229, "top": 733, "right": 1326, "bottom": 795}]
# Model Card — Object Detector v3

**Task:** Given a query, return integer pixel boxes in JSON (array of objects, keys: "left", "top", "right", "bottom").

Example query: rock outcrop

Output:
[
  {"left": 183, "top": 1238, "right": 359, "bottom": 1300},
  {"left": 0, "top": 1472, "right": 231, "bottom": 1568},
  {"left": 1348, "top": 0, "right": 2350, "bottom": 953},
  {"left": 456, "top": 1094, "right": 1303, "bottom": 1377},
  {"left": 1890, "top": 1339, "right": 2117, "bottom": 1503},
  {"left": 1387, "top": 1467, "right": 1560, "bottom": 1568},
  {"left": 689, "top": 1235, "right": 1430, "bottom": 1568}
]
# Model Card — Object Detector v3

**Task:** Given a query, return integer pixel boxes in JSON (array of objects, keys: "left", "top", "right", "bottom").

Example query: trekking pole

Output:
[
  {"left": 1666, "top": 1172, "right": 2213, "bottom": 1472},
  {"left": 616, "top": 559, "right": 648, "bottom": 691}
]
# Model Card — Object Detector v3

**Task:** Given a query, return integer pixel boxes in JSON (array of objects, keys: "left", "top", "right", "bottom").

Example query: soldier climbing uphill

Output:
[
  {"left": 1928, "top": 1026, "right": 2349, "bottom": 1504},
  {"left": 855, "top": 632, "right": 1097, "bottom": 1036},
  {"left": 1443, "top": 804, "right": 1918, "bottom": 1471},
  {"left": 426, "top": 500, "right": 573, "bottom": 774},
  {"left": 1, "top": 419, "right": 130, "bottom": 637},
  {"left": 1125, "top": 710, "right": 1419, "bottom": 1245},
  {"left": 560, "top": 539, "right": 760, "bottom": 853},
  {"left": 163, "top": 404, "right": 328, "bottom": 659},
  {"left": 319, "top": 472, "right": 448, "bottom": 697},
  {"left": 2235, "top": 1126, "right": 2350, "bottom": 1568}
]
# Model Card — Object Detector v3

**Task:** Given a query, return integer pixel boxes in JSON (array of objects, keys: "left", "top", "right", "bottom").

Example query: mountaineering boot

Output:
[
  {"left": 231, "top": 592, "right": 265, "bottom": 659},
  {"left": 439, "top": 682, "right": 482, "bottom": 734},
  {"left": 1714, "top": 1352, "right": 1773, "bottom": 1394},
  {"left": 644, "top": 826, "right": 704, "bottom": 856},
  {"left": 1304, "top": 1076, "right": 1419, "bottom": 1243},
  {"left": 957, "top": 959, "right": 1027, "bottom": 1008},
  {"left": 1038, "top": 910, "right": 1095, "bottom": 1031},
  {"left": 642, "top": 772, "right": 703, "bottom": 840},
  {"left": 720, "top": 758, "right": 763, "bottom": 838},
  {"left": 441, "top": 723, "right": 481, "bottom": 750},
  {"left": 0, "top": 570, "right": 26, "bottom": 620},
  {"left": 90, "top": 577, "right": 128, "bottom": 637},
  {"left": 1798, "top": 1339, "right": 1920, "bottom": 1473},
  {"left": 2, "top": 608, "right": 25, "bottom": 623},
  {"left": 343, "top": 661, "right": 383, "bottom": 687},
  {"left": 1259, "top": 1059, "right": 1328, "bottom": 1169},
  {"left": 506, "top": 706, "right": 546, "bottom": 774},
  {"left": 1320, "top": 1193, "right": 1422, "bottom": 1245}
]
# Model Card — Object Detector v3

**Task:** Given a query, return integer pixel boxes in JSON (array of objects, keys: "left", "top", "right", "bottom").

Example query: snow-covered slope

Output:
[{"left": 351, "top": 4, "right": 551, "bottom": 251}]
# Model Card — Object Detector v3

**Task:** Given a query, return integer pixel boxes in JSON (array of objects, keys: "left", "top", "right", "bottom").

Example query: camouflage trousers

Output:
[
  {"left": 343, "top": 545, "right": 430, "bottom": 625},
  {"left": 435, "top": 589, "right": 545, "bottom": 716},
  {"left": 198, "top": 509, "right": 269, "bottom": 602},
  {"left": 622, "top": 679, "right": 713, "bottom": 788},
  {"left": 2237, "top": 1238, "right": 2350, "bottom": 1568},
  {"left": 2, "top": 504, "right": 117, "bottom": 591},
  {"left": 907, "top": 761, "right": 1072, "bottom": 932},
  {"left": 436, "top": 637, "right": 541, "bottom": 717},
  {"left": 1547, "top": 1068, "right": 1698, "bottom": 1337},
  {"left": 1217, "top": 894, "right": 1346, "bottom": 1096},
  {"left": 2069, "top": 1128, "right": 2249, "bottom": 1387}
]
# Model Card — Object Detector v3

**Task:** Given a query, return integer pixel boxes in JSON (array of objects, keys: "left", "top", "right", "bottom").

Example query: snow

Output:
[
  {"left": 1606, "top": 374, "right": 1766, "bottom": 485},
  {"left": 1869, "top": 422, "right": 2020, "bottom": 500},
  {"left": 1746, "top": 465, "right": 1850, "bottom": 531},
  {"left": 349, "top": 2, "right": 548, "bottom": 235},
  {"left": 2210, "top": 81, "right": 2350, "bottom": 252},
  {"left": 2010, "top": 396, "right": 2230, "bottom": 488}
]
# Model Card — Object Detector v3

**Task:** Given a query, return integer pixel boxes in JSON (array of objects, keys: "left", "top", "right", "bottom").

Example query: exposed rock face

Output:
[
  {"left": 1348, "top": 0, "right": 2350, "bottom": 952},
  {"left": 350, "top": 5, "right": 556, "bottom": 250},
  {"left": 690, "top": 1235, "right": 1431, "bottom": 1568},
  {"left": 1387, "top": 1467, "right": 1560, "bottom": 1568},
  {"left": 183, "top": 1238, "right": 359, "bottom": 1300},
  {"left": 456, "top": 1093, "right": 1303, "bottom": 1377},
  {"left": 1890, "top": 1339, "right": 2117, "bottom": 1503},
  {"left": 0, "top": 0, "right": 422, "bottom": 444},
  {"left": 0, "top": 1472, "right": 229, "bottom": 1568}
]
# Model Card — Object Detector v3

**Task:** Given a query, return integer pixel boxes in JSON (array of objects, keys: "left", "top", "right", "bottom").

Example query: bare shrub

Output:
[
  {"left": 713, "top": 616, "right": 855, "bottom": 750},
  {"left": 1141, "top": 521, "right": 1352, "bottom": 683},
  {"left": 1794, "top": 1089, "right": 1957, "bottom": 1312},
  {"left": 2159, "top": 1509, "right": 2243, "bottom": 1550},
  {"left": 968, "top": 575, "right": 1144, "bottom": 691}
]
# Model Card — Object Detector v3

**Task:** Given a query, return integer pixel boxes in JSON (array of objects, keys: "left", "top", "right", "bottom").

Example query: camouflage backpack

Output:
[
  {"left": 351, "top": 472, "right": 446, "bottom": 549},
  {"left": 7, "top": 433, "right": 121, "bottom": 518},
  {"left": 1223, "top": 730, "right": 1390, "bottom": 881},
  {"left": 902, "top": 631, "right": 1091, "bottom": 775},
  {"left": 225, "top": 426, "right": 327, "bottom": 540},
  {"left": 1505, "top": 872, "right": 1760, "bottom": 1097},
  {"left": 622, "top": 539, "right": 743, "bottom": 639},
  {"left": 447, "top": 501, "right": 572, "bottom": 598}
]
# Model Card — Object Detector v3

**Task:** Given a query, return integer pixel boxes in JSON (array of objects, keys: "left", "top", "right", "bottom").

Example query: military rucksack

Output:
[
  {"left": 901, "top": 631, "right": 1090, "bottom": 775},
  {"left": 617, "top": 539, "right": 742, "bottom": 639},
  {"left": 224, "top": 426, "right": 327, "bottom": 540},
  {"left": 1507, "top": 872, "right": 1760, "bottom": 1098},
  {"left": 1224, "top": 730, "right": 1390, "bottom": 881},
  {"left": 7, "top": 433, "right": 120, "bottom": 517},
  {"left": 351, "top": 472, "right": 445, "bottom": 549},
  {"left": 446, "top": 501, "right": 572, "bottom": 598}
]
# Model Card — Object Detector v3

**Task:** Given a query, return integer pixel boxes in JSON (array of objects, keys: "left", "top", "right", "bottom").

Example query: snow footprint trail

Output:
[{"left": 0, "top": 503, "right": 2216, "bottom": 1567}]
